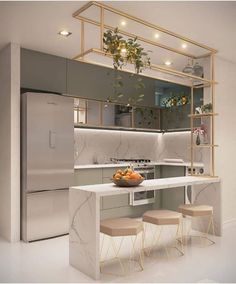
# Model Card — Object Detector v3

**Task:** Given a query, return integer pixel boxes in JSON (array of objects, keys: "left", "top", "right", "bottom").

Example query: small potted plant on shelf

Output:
[
  {"left": 201, "top": 103, "right": 213, "bottom": 113},
  {"left": 195, "top": 103, "right": 213, "bottom": 114},
  {"left": 193, "top": 124, "right": 207, "bottom": 145}
]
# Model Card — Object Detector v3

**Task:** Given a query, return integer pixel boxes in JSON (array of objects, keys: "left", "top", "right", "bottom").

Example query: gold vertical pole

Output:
[
  {"left": 100, "top": 7, "right": 104, "bottom": 51},
  {"left": 211, "top": 54, "right": 215, "bottom": 176},
  {"left": 81, "top": 20, "right": 85, "bottom": 60},
  {"left": 190, "top": 85, "right": 194, "bottom": 175}
]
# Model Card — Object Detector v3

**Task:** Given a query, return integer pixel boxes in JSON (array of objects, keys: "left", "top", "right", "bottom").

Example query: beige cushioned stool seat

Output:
[
  {"left": 178, "top": 204, "right": 213, "bottom": 217},
  {"left": 143, "top": 210, "right": 181, "bottom": 225},
  {"left": 100, "top": 218, "right": 143, "bottom": 237}
]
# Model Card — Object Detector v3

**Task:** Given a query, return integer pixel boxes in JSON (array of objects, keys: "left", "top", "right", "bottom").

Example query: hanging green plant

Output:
[
  {"left": 103, "top": 28, "right": 151, "bottom": 74},
  {"left": 162, "top": 93, "right": 190, "bottom": 108}
]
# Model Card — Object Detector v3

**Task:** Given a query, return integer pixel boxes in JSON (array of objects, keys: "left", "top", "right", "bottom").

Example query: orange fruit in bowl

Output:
[
  {"left": 114, "top": 173, "right": 122, "bottom": 179},
  {"left": 130, "top": 172, "right": 141, "bottom": 179}
]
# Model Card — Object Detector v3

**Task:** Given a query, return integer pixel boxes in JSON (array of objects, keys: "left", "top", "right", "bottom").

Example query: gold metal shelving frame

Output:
[{"left": 72, "top": 1, "right": 218, "bottom": 177}]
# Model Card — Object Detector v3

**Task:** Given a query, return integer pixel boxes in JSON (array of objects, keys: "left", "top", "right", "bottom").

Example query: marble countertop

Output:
[
  {"left": 74, "top": 161, "right": 204, "bottom": 169},
  {"left": 70, "top": 176, "right": 220, "bottom": 197}
]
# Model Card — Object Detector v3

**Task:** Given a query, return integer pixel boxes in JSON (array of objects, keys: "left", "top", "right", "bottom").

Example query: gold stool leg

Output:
[
  {"left": 100, "top": 236, "right": 125, "bottom": 276},
  {"left": 205, "top": 214, "right": 215, "bottom": 245},
  {"left": 100, "top": 231, "right": 144, "bottom": 276},
  {"left": 111, "top": 237, "right": 126, "bottom": 275},
  {"left": 174, "top": 221, "right": 184, "bottom": 256},
  {"left": 131, "top": 233, "right": 144, "bottom": 271}
]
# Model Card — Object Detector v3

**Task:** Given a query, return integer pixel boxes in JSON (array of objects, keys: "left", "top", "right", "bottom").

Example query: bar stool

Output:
[
  {"left": 142, "top": 210, "right": 184, "bottom": 257},
  {"left": 178, "top": 204, "right": 215, "bottom": 245},
  {"left": 100, "top": 217, "right": 144, "bottom": 276}
]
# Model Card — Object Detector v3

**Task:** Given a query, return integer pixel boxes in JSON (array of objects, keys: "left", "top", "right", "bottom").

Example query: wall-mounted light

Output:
[{"left": 58, "top": 30, "right": 72, "bottom": 37}]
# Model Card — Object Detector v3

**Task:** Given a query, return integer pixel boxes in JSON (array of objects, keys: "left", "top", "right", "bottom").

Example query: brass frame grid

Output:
[
  {"left": 73, "top": 1, "right": 217, "bottom": 56},
  {"left": 73, "top": 48, "right": 217, "bottom": 87},
  {"left": 73, "top": 1, "right": 218, "bottom": 178}
]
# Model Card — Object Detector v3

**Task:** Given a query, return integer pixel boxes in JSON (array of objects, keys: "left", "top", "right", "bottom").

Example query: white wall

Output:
[
  {"left": 215, "top": 56, "right": 236, "bottom": 226},
  {"left": 0, "top": 43, "right": 20, "bottom": 242}
]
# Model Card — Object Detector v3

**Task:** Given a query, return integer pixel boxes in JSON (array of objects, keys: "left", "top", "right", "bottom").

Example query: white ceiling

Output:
[{"left": 0, "top": 1, "right": 236, "bottom": 64}]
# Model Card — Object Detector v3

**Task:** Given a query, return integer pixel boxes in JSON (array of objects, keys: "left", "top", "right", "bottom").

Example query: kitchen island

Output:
[{"left": 69, "top": 176, "right": 220, "bottom": 280}]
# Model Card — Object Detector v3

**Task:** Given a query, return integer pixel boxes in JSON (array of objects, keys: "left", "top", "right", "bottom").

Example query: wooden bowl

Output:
[{"left": 111, "top": 177, "right": 144, "bottom": 187}]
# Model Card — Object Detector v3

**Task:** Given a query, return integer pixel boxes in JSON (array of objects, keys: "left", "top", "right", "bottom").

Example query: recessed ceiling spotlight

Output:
[
  {"left": 182, "top": 43, "right": 187, "bottom": 49},
  {"left": 154, "top": 33, "right": 160, "bottom": 39},
  {"left": 58, "top": 30, "right": 72, "bottom": 37},
  {"left": 121, "top": 21, "right": 126, "bottom": 26},
  {"left": 164, "top": 60, "right": 172, "bottom": 66}
]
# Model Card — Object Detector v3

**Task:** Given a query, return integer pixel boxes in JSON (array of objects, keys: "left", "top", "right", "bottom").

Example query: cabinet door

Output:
[
  {"left": 74, "top": 168, "right": 103, "bottom": 186},
  {"left": 21, "top": 49, "right": 67, "bottom": 93},
  {"left": 23, "top": 190, "right": 69, "bottom": 242},
  {"left": 102, "top": 103, "right": 115, "bottom": 127},
  {"left": 161, "top": 166, "right": 185, "bottom": 211},
  {"left": 67, "top": 59, "right": 113, "bottom": 100},
  {"left": 161, "top": 105, "right": 191, "bottom": 130},
  {"left": 133, "top": 106, "right": 160, "bottom": 130},
  {"left": 87, "top": 100, "right": 101, "bottom": 126},
  {"left": 102, "top": 194, "right": 129, "bottom": 210}
]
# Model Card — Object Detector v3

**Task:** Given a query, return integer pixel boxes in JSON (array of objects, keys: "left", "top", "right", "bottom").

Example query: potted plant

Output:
[
  {"left": 201, "top": 103, "right": 213, "bottom": 113},
  {"left": 103, "top": 28, "right": 151, "bottom": 104},
  {"left": 103, "top": 28, "right": 151, "bottom": 74}
]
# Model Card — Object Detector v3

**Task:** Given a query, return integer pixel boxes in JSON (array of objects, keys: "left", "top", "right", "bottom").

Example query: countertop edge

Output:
[{"left": 74, "top": 162, "right": 204, "bottom": 169}]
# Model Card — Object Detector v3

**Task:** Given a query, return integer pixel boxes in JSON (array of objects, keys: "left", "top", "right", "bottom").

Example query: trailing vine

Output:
[{"left": 103, "top": 27, "right": 151, "bottom": 74}]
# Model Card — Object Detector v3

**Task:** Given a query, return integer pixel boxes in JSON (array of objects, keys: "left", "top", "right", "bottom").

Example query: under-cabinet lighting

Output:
[{"left": 58, "top": 30, "right": 72, "bottom": 37}]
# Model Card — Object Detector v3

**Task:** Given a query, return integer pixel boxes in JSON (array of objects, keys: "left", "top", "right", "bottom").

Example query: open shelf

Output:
[
  {"left": 190, "top": 144, "right": 218, "bottom": 148},
  {"left": 188, "top": 112, "right": 218, "bottom": 118}
]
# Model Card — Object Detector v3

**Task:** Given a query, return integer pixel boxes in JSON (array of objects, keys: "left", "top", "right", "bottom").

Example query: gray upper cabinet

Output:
[
  {"left": 67, "top": 59, "right": 114, "bottom": 101},
  {"left": 66, "top": 59, "right": 156, "bottom": 107},
  {"left": 21, "top": 49, "right": 67, "bottom": 94},
  {"left": 161, "top": 105, "right": 191, "bottom": 130},
  {"left": 20, "top": 48, "right": 200, "bottom": 132}
]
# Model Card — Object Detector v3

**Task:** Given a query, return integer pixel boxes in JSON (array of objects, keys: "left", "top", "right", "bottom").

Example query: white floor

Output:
[{"left": 0, "top": 223, "right": 236, "bottom": 283}]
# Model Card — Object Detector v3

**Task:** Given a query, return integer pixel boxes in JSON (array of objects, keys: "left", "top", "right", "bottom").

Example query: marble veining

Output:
[
  {"left": 69, "top": 189, "right": 100, "bottom": 279},
  {"left": 74, "top": 129, "right": 196, "bottom": 166},
  {"left": 69, "top": 176, "right": 220, "bottom": 280}
]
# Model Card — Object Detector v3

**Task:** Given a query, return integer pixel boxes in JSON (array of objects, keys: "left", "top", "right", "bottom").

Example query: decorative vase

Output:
[{"left": 196, "top": 133, "right": 201, "bottom": 145}]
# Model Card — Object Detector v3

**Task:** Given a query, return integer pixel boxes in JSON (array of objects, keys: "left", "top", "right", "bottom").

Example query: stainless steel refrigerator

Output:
[{"left": 21, "top": 92, "right": 74, "bottom": 242}]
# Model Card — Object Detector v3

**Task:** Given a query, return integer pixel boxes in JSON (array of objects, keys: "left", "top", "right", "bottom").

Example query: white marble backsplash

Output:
[
  {"left": 74, "top": 129, "right": 160, "bottom": 165},
  {"left": 74, "top": 128, "right": 203, "bottom": 165}
]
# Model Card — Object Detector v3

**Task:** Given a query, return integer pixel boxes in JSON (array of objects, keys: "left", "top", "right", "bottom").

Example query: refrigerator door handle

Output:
[{"left": 49, "top": 130, "right": 56, "bottom": 149}]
